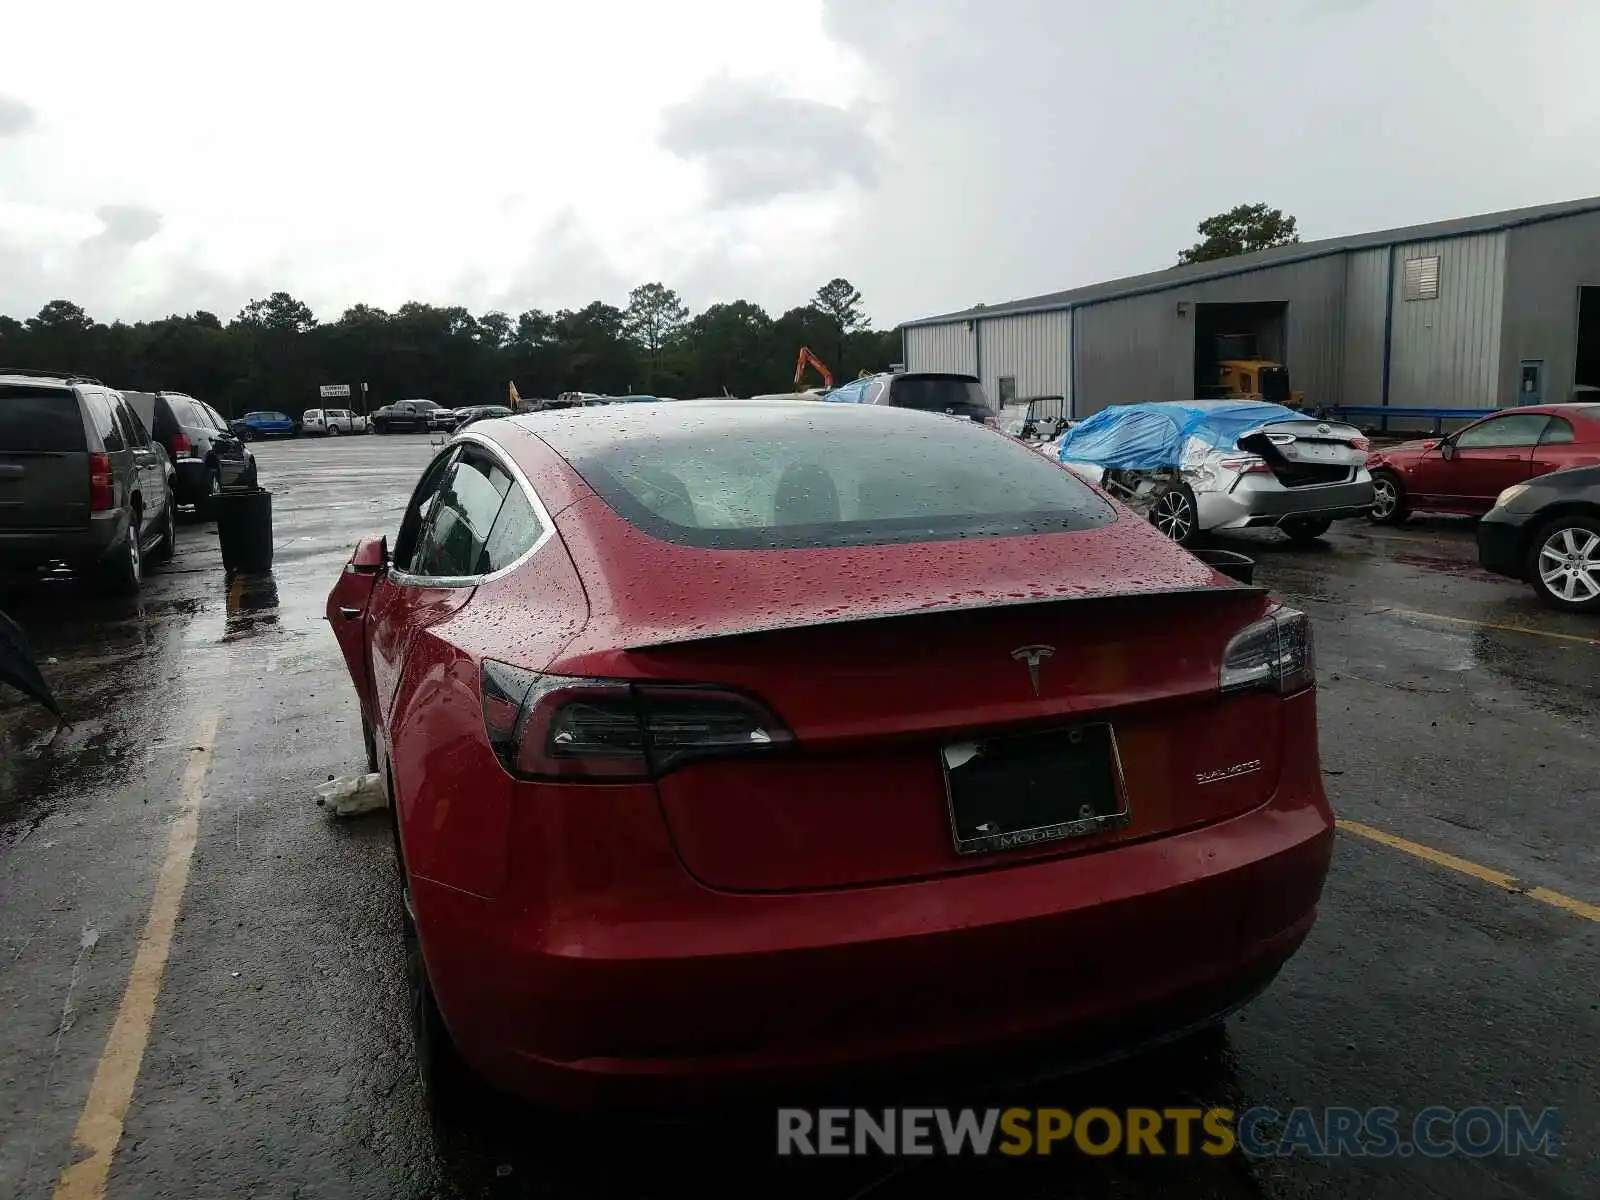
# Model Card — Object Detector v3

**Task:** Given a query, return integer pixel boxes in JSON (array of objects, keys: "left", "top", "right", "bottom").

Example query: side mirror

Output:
[
  {"left": 349, "top": 535, "right": 389, "bottom": 573},
  {"left": 1439, "top": 440, "right": 1458, "bottom": 461}
]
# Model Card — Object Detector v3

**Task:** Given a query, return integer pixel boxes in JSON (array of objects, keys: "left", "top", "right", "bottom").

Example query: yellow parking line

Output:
[
  {"left": 55, "top": 714, "right": 221, "bottom": 1200},
  {"left": 1382, "top": 607, "right": 1600, "bottom": 647},
  {"left": 1338, "top": 819, "right": 1600, "bottom": 924}
]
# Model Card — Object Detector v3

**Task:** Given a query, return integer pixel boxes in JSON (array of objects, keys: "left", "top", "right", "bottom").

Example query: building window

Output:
[
  {"left": 1403, "top": 255, "right": 1441, "bottom": 301},
  {"left": 997, "top": 376, "right": 1017, "bottom": 405}
]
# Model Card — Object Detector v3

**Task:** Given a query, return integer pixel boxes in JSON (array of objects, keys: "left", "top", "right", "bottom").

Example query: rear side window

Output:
[
  {"left": 85, "top": 392, "right": 126, "bottom": 451},
  {"left": 564, "top": 411, "right": 1116, "bottom": 550},
  {"left": 0, "top": 386, "right": 88, "bottom": 452},
  {"left": 1540, "top": 418, "right": 1575, "bottom": 446},
  {"left": 412, "top": 452, "right": 513, "bottom": 578},
  {"left": 117, "top": 398, "right": 151, "bottom": 448},
  {"left": 203, "top": 404, "right": 230, "bottom": 431},
  {"left": 168, "top": 398, "right": 204, "bottom": 427},
  {"left": 479, "top": 486, "right": 547, "bottom": 573}
]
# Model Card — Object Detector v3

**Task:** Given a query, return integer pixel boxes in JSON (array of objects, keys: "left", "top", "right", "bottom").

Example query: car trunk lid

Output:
[{"left": 604, "top": 587, "right": 1279, "bottom": 893}]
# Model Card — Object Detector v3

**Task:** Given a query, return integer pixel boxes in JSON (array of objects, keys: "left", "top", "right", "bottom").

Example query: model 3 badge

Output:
[{"left": 1011, "top": 644, "right": 1055, "bottom": 698}]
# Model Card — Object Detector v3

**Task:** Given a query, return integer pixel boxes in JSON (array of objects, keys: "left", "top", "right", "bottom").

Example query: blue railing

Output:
[{"left": 1315, "top": 404, "right": 1498, "bottom": 436}]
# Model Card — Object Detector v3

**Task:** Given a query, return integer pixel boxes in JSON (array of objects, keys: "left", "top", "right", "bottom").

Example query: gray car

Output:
[{"left": 0, "top": 371, "right": 176, "bottom": 594}]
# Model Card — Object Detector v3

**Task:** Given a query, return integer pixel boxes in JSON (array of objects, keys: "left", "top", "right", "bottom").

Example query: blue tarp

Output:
[
  {"left": 1056, "top": 400, "right": 1302, "bottom": 471},
  {"left": 817, "top": 376, "right": 881, "bottom": 404}
]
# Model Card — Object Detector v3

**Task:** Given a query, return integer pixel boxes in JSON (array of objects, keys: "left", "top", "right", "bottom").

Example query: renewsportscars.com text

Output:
[{"left": 776, "top": 1106, "right": 1561, "bottom": 1159}]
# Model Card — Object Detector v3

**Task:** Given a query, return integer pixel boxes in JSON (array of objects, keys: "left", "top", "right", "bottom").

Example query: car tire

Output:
[
  {"left": 243, "top": 456, "right": 259, "bottom": 488},
  {"left": 98, "top": 520, "right": 143, "bottom": 596},
  {"left": 151, "top": 500, "right": 176, "bottom": 564},
  {"left": 1368, "top": 469, "right": 1408, "bottom": 525},
  {"left": 1150, "top": 483, "right": 1201, "bottom": 546},
  {"left": 1281, "top": 517, "right": 1333, "bottom": 545},
  {"left": 362, "top": 715, "right": 378, "bottom": 775},
  {"left": 328, "top": 426, "right": 341, "bottom": 437},
  {"left": 1525, "top": 514, "right": 1600, "bottom": 613}
]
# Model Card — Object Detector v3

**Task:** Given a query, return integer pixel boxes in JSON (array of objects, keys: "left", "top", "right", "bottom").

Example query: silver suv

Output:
[{"left": 0, "top": 371, "right": 176, "bottom": 594}]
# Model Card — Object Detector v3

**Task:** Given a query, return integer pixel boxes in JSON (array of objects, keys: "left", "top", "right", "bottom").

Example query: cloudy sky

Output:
[{"left": 3, "top": 0, "right": 1598, "bottom": 329}]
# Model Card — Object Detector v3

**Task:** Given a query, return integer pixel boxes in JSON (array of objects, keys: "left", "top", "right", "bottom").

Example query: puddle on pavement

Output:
[{"left": 222, "top": 571, "right": 282, "bottom": 642}]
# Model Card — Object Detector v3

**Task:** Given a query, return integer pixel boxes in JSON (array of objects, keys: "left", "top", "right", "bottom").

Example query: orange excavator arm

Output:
[{"left": 794, "top": 346, "right": 834, "bottom": 390}]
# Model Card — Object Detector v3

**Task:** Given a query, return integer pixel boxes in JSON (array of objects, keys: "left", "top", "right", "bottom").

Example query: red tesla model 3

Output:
[{"left": 326, "top": 400, "right": 1334, "bottom": 1112}]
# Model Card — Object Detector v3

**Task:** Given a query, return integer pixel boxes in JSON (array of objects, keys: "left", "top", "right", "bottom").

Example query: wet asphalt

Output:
[{"left": 0, "top": 434, "right": 1595, "bottom": 1200}]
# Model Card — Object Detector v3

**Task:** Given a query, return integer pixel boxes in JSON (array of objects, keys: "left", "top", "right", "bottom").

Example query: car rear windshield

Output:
[
  {"left": 557, "top": 408, "right": 1115, "bottom": 550},
  {"left": 0, "top": 386, "right": 87, "bottom": 452},
  {"left": 887, "top": 376, "right": 993, "bottom": 414}
]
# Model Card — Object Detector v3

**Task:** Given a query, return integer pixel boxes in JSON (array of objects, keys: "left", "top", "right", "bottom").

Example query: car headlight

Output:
[{"left": 1493, "top": 483, "right": 1530, "bottom": 510}]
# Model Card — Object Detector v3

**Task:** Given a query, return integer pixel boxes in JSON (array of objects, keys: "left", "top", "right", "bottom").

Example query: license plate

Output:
[
  {"left": 941, "top": 723, "right": 1131, "bottom": 856},
  {"left": 1286, "top": 442, "right": 1347, "bottom": 463}
]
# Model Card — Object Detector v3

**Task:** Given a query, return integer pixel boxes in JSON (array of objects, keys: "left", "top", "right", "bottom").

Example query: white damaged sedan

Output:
[{"left": 1055, "top": 401, "right": 1375, "bottom": 546}]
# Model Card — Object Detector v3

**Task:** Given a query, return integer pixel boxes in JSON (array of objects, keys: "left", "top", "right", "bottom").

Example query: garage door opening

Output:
[
  {"left": 1574, "top": 286, "right": 1600, "bottom": 399},
  {"left": 1193, "top": 302, "right": 1290, "bottom": 403}
]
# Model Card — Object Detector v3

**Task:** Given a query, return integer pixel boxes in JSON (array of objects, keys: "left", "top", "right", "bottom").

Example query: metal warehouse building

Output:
[{"left": 900, "top": 195, "right": 1600, "bottom": 420}]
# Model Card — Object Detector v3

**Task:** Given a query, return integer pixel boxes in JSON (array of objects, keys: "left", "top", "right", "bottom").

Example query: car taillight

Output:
[
  {"left": 171, "top": 432, "right": 193, "bottom": 458},
  {"left": 1219, "top": 455, "right": 1272, "bottom": 475},
  {"left": 1347, "top": 437, "right": 1370, "bottom": 451},
  {"left": 89, "top": 452, "right": 114, "bottom": 511},
  {"left": 1220, "top": 607, "right": 1315, "bottom": 695},
  {"left": 480, "top": 661, "right": 793, "bottom": 781}
]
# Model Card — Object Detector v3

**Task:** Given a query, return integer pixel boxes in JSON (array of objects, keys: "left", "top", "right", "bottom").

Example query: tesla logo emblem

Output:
[
  {"left": 1011, "top": 644, "right": 1055, "bottom": 697},
  {"left": 1317, "top": 423, "right": 1331, "bottom": 434}
]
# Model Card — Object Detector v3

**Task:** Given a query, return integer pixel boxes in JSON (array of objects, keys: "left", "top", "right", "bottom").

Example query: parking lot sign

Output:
[{"left": 319, "top": 383, "right": 352, "bottom": 399}]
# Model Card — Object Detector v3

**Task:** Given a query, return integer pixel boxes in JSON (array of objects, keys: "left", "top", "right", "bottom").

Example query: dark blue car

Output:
[{"left": 230, "top": 411, "right": 296, "bottom": 440}]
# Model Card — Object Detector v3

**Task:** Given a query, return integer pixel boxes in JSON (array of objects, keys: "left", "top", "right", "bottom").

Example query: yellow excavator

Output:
[{"left": 1205, "top": 333, "right": 1306, "bottom": 410}]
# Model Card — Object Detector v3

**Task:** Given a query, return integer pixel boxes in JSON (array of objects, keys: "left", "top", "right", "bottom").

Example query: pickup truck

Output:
[
  {"left": 302, "top": 408, "right": 369, "bottom": 436},
  {"left": 372, "top": 400, "right": 444, "bottom": 434}
]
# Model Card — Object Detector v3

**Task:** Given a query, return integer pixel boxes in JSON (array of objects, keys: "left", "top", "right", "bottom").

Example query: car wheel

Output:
[
  {"left": 1526, "top": 515, "right": 1600, "bottom": 613},
  {"left": 1150, "top": 483, "right": 1201, "bottom": 546},
  {"left": 328, "top": 425, "right": 341, "bottom": 437},
  {"left": 1281, "top": 517, "right": 1333, "bottom": 545},
  {"left": 243, "top": 456, "right": 259, "bottom": 488},
  {"left": 99, "top": 518, "right": 143, "bottom": 596},
  {"left": 151, "top": 500, "right": 176, "bottom": 564},
  {"left": 1368, "top": 470, "right": 1408, "bottom": 525}
]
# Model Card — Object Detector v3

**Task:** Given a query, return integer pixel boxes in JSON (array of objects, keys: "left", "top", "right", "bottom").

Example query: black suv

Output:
[
  {"left": 122, "top": 391, "right": 257, "bottom": 512},
  {"left": 866, "top": 372, "right": 999, "bottom": 426},
  {"left": 0, "top": 372, "right": 176, "bottom": 594}
]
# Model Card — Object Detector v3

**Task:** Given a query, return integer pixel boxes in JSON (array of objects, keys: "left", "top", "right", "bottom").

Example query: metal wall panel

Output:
[
  {"left": 1502, "top": 211, "right": 1600, "bottom": 405},
  {"left": 903, "top": 323, "right": 976, "bottom": 375},
  {"left": 1386, "top": 232, "right": 1505, "bottom": 406},
  {"left": 1071, "top": 256, "right": 1348, "bottom": 416},
  {"left": 1342, "top": 248, "right": 1389, "bottom": 404},
  {"left": 977, "top": 311, "right": 1071, "bottom": 406}
]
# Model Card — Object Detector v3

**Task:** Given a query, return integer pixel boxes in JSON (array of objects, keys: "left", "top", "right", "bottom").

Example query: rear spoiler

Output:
[{"left": 622, "top": 580, "right": 1266, "bottom": 651}]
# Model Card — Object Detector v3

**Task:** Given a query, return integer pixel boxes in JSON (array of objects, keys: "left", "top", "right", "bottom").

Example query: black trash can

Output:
[
  {"left": 1190, "top": 548, "right": 1255, "bottom": 585},
  {"left": 214, "top": 487, "right": 274, "bottom": 575}
]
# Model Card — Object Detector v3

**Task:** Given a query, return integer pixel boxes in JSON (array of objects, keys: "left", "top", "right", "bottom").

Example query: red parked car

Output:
[
  {"left": 1366, "top": 403, "right": 1600, "bottom": 524},
  {"left": 326, "top": 400, "right": 1334, "bottom": 1112}
]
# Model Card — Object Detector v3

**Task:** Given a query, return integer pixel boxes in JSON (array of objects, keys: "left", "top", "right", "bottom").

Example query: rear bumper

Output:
[
  {"left": 1475, "top": 512, "right": 1526, "bottom": 579},
  {"left": 0, "top": 513, "right": 126, "bottom": 570},
  {"left": 416, "top": 777, "right": 1334, "bottom": 1113},
  {"left": 1201, "top": 477, "right": 1374, "bottom": 531}
]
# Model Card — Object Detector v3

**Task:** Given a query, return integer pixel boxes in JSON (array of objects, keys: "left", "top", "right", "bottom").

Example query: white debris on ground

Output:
[{"left": 315, "top": 773, "right": 388, "bottom": 817}]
